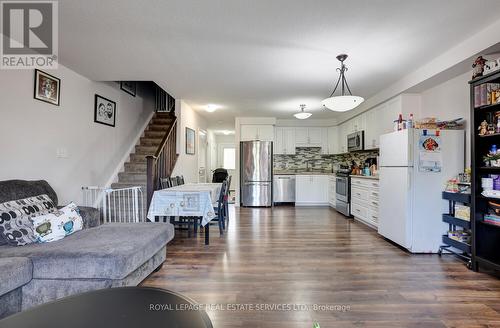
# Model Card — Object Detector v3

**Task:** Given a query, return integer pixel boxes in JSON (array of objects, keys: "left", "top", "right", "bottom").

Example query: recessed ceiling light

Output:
[{"left": 205, "top": 104, "right": 217, "bottom": 113}]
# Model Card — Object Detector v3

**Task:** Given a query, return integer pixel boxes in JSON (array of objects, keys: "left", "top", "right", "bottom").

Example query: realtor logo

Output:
[{"left": 1, "top": 1, "right": 58, "bottom": 69}]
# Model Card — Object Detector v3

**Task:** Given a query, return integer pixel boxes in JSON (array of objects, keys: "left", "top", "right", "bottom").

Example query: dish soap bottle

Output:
[{"left": 407, "top": 113, "right": 414, "bottom": 129}]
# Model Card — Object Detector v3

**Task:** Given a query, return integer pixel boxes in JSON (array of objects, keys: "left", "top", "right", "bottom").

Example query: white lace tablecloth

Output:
[{"left": 146, "top": 183, "right": 222, "bottom": 226}]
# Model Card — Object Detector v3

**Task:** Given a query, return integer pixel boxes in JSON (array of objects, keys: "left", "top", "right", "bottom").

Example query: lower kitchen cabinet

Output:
[
  {"left": 350, "top": 177, "right": 379, "bottom": 228},
  {"left": 295, "top": 175, "right": 329, "bottom": 206},
  {"left": 328, "top": 176, "right": 336, "bottom": 208}
]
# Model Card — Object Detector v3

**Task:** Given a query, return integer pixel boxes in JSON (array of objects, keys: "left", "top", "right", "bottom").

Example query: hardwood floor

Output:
[{"left": 141, "top": 206, "right": 500, "bottom": 327}]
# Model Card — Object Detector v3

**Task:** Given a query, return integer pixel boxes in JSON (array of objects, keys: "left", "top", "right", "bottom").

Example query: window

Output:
[{"left": 222, "top": 147, "right": 235, "bottom": 170}]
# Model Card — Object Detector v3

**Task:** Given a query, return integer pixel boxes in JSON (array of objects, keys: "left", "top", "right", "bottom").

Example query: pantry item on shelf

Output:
[
  {"left": 481, "top": 189, "right": 500, "bottom": 199},
  {"left": 478, "top": 120, "right": 488, "bottom": 135},
  {"left": 482, "top": 177, "right": 494, "bottom": 191},
  {"left": 436, "top": 118, "right": 465, "bottom": 130},
  {"left": 415, "top": 117, "right": 437, "bottom": 129},
  {"left": 488, "top": 200, "right": 500, "bottom": 215},
  {"left": 491, "top": 88, "right": 500, "bottom": 105},
  {"left": 445, "top": 178, "right": 459, "bottom": 193},
  {"left": 472, "top": 56, "right": 487, "bottom": 79},
  {"left": 483, "top": 153, "right": 500, "bottom": 167},
  {"left": 454, "top": 205, "right": 470, "bottom": 221},
  {"left": 458, "top": 170, "right": 471, "bottom": 184},
  {"left": 448, "top": 230, "right": 471, "bottom": 244},
  {"left": 474, "top": 83, "right": 500, "bottom": 107},
  {"left": 484, "top": 214, "right": 500, "bottom": 226}
]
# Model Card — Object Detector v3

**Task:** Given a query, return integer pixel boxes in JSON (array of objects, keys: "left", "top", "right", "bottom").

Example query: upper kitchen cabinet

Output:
[
  {"left": 240, "top": 124, "right": 275, "bottom": 141},
  {"left": 274, "top": 127, "right": 296, "bottom": 155},
  {"left": 295, "top": 127, "right": 324, "bottom": 147},
  {"left": 346, "top": 114, "right": 366, "bottom": 134},
  {"left": 364, "top": 104, "right": 384, "bottom": 150},
  {"left": 327, "top": 126, "right": 339, "bottom": 155}
]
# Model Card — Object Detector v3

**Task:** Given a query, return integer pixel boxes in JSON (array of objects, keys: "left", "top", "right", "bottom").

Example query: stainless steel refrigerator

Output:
[{"left": 240, "top": 141, "right": 273, "bottom": 207}]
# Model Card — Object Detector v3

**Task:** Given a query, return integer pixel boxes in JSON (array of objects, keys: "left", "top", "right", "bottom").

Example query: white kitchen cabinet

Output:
[
  {"left": 294, "top": 128, "right": 308, "bottom": 144},
  {"left": 274, "top": 127, "right": 296, "bottom": 155},
  {"left": 240, "top": 124, "right": 274, "bottom": 141},
  {"left": 350, "top": 177, "right": 379, "bottom": 228},
  {"left": 308, "top": 128, "right": 323, "bottom": 144},
  {"left": 327, "top": 126, "right": 339, "bottom": 155},
  {"left": 294, "top": 127, "right": 325, "bottom": 147},
  {"left": 295, "top": 175, "right": 329, "bottom": 206},
  {"left": 339, "top": 123, "right": 348, "bottom": 153},
  {"left": 364, "top": 104, "right": 385, "bottom": 150},
  {"left": 328, "top": 176, "right": 336, "bottom": 207}
]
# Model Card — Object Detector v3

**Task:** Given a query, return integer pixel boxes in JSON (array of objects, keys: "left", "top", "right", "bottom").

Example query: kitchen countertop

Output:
[
  {"left": 350, "top": 175, "right": 379, "bottom": 180},
  {"left": 274, "top": 171, "right": 336, "bottom": 176}
]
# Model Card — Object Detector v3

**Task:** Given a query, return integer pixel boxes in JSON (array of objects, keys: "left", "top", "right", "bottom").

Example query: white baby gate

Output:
[{"left": 81, "top": 186, "right": 146, "bottom": 223}]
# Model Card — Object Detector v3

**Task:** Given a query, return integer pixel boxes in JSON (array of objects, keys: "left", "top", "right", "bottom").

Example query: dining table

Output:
[{"left": 146, "top": 183, "right": 222, "bottom": 245}]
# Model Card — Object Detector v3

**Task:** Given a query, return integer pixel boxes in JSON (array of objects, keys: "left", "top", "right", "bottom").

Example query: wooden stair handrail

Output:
[
  {"left": 146, "top": 116, "right": 179, "bottom": 209},
  {"left": 152, "top": 116, "right": 177, "bottom": 158}
]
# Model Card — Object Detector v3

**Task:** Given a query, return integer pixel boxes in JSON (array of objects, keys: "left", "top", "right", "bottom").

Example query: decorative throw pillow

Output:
[
  {"left": 32, "top": 202, "right": 83, "bottom": 243},
  {"left": 0, "top": 194, "right": 56, "bottom": 246}
]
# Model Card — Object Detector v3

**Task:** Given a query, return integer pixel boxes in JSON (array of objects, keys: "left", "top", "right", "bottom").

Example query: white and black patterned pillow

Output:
[{"left": 0, "top": 194, "right": 56, "bottom": 246}]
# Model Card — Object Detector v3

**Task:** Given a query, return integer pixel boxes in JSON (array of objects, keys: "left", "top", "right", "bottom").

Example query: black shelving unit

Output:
[
  {"left": 469, "top": 70, "right": 500, "bottom": 272},
  {"left": 438, "top": 191, "right": 472, "bottom": 268}
]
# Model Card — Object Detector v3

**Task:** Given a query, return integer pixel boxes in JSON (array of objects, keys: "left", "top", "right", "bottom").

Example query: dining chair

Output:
[
  {"left": 178, "top": 175, "right": 185, "bottom": 185},
  {"left": 223, "top": 176, "right": 232, "bottom": 225},
  {"left": 160, "top": 177, "right": 172, "bottom": 189},
  {"left": 170, "top": 177, "right": 179, "bottom": 187},
  {"left": 211, "top": 179, "right": 227, "bottom": 235}
]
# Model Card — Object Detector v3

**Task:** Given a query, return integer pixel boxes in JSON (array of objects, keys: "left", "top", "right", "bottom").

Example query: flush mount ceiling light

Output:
[
  {"left": 294, "top": 104, "right": 312, "bottom": 120},
  {"left": 205, "top": 104, "right": 217, "bottom": 113},
  {"left": 322, "top": 54, "right": 364, "bottom": 112}
]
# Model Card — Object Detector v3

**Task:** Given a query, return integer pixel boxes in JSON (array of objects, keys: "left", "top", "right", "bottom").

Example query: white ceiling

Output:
[{"left": 59, "top": 0, "right": 500, "bottom": 129}]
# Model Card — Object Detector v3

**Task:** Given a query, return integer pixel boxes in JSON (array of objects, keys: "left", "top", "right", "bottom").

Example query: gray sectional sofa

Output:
[{"left": 0, "top": 180, "right": 174, "bottom": 318}]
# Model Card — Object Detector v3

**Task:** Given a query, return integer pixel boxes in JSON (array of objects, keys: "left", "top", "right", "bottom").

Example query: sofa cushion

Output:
[
  {"left": 0, "top": 180, "right": 59, "bottom": 246},
  {"left": 33, "top": 203, "right": 84, "bottom": 243},
  {"left": 0, "top": 194, "right": 57, "bottom": 246},
  {"left": 0, "top": 180, "right": 58, "bottom": 206},
  {"left": 0, "top": 223, "right": 174, "bottom": 280},
  {"left": 0, "top": 257, "right": 33, "bottom": 296}
]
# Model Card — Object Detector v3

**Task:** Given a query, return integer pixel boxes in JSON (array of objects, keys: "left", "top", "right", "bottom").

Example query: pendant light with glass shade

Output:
[
  {"left": 322, "top": 54, "right": 364, "bottom": 112},
  {"left": 293, "top": 104, "right": 312, "bottom": 120}
]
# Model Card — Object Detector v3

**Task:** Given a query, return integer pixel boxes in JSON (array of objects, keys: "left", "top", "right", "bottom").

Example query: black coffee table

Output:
[{"left": 0, "top": 287, "right": 213, "bottom": 328}]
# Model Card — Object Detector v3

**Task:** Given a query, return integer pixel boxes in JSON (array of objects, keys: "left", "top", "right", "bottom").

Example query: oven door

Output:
[{"left": 336, "top": 177, "right": 348, "bottom": 203}]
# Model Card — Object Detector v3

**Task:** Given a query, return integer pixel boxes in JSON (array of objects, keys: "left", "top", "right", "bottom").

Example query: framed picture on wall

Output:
[
  {"left": 186, "top": 127, "right": 195, "bottom": 155},
  {"left": 120, "top": 81, "right": 136, "bottom": 97},
  {"left": 34, "top": 69, "right": 61, "bottom": 106},
  {"left": 94, "top": 94, "right": 116, "bottom": 127}
]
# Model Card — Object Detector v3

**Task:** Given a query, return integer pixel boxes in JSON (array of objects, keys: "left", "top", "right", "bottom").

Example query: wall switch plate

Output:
[{"left": 56, "top": 148, "right": 69, "bottom": 158}]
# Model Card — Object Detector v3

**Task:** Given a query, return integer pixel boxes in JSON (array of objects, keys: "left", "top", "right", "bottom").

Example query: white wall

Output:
[
  {"left": 171, "top": 100, "right": 208, "bottom": 183},
  {"left": 420, "top": 71, "right": 471, "bottom": 166},
  {"left": 0, "top": 65, "right": 154, "bottom": 204}
]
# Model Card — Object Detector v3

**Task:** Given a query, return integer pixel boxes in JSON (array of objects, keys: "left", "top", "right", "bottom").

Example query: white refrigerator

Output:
[{"left": 378, "top": 129, "right": 464, "bottom": 253}]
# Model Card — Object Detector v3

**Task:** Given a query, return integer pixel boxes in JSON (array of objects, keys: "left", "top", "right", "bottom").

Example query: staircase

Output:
[{"left": 111, "top": 112, "right": 176, "bottom": 192}]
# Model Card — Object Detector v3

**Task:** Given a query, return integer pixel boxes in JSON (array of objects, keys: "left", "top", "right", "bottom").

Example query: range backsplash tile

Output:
[{"left": 273, "top": 147, "right": 379, "bottom": 171}]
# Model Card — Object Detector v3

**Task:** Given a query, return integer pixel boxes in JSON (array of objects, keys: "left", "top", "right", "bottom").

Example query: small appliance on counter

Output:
[{"left": 335, "top": 165, "right": 352, "bottom": 217}]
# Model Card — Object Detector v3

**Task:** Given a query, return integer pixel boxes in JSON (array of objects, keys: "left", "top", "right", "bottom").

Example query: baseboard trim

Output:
[{"left": 103, "top": 111, "right": 155, "bottom": 188}]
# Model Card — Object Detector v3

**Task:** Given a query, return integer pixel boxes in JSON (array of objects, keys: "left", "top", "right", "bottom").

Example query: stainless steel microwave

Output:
[{"left": 347, "top": 131, "right": 364, "bottom": 152}]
